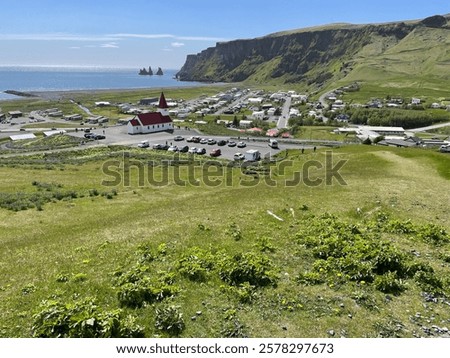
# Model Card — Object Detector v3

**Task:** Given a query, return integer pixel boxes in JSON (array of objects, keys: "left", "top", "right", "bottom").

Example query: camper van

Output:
[
  {"left": 244, "top": 149, "right": 261, "bottom": 162},
  {"left": 269, "top": 139, "right": 279, "bottom": 149}
]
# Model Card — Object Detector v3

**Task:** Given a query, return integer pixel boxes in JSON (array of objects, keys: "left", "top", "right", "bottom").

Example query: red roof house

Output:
[{"left": 127, "top": 96, "right": 173, "bottom": 134}]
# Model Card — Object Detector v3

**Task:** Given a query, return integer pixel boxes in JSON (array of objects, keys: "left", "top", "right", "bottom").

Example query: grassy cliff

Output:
[{"left": 177, "top": 15, "right": 450, "bottom": 95}]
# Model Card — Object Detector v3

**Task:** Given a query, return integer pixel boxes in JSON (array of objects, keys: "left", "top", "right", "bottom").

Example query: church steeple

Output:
[
  {"left": 157, "top": 92, "right": 169, "bottom": 116},
  {"left": 159, "top": 92, "right": 168, "bottom": 108}
]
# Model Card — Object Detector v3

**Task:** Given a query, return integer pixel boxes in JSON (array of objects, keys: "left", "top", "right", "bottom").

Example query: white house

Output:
[
  {"left": 251, "top": 111, "right": 265, "bottom": 120},
  {"left": 356, "top": 126, "right": 405, "bottom": 141},
  {"left": 239, "top": 120, "right": 253, "bottom": 128},
  {"left": 289, "top": 108, "right": 300, "bottom": 117},
  {"left": 267, "top": 108, "right": 277, "bottom": 116},
  {"left": 127, "top": 93, "right": 173, "bottom": 135},
  {"left": 248, "top": 97, "right": 263, "bottom": 105}
]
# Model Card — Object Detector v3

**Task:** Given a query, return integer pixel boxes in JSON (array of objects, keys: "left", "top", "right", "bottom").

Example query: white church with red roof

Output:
[{"left": 127, "top": 92, "right": 173, "bottom": 135}]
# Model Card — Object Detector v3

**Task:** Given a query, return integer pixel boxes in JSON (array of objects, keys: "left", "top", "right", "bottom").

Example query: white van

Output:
[
  {"left": 138, "top": 140, "right": 149, "bottom": 148},
  {"left": 269, "top": 139, "right": 279, "bottom": 149}
]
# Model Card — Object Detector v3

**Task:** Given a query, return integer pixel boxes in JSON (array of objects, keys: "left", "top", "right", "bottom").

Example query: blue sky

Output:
[{"left": 0, "top": 0, "right": 447, "bottom": 69}]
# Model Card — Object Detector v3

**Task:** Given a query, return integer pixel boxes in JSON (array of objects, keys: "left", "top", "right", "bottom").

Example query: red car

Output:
[{"left": 210, "top": 148, "right": 221, "bottom": 157}]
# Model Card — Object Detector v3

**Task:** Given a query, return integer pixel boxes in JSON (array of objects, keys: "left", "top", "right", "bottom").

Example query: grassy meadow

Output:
[{"left": 0, "top": 144, "right": 449, "bottom": 338}]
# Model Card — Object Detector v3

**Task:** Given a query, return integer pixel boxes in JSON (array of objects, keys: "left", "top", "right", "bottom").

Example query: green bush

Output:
[
  {"left": 386, "top": 219, "right": 416, "bottom": 234},
  {"left": 220, "top": 309, "right": 248, "bottom": 338},
  {"left": 32, "top": 298, "right": 144, "bottom": 338},
  {"left": 117, "top": 276, "right": 178, "bottom": 308},
  {"left": 253, "top": 237, "right": 276, "bottom": 253},
  {"left": 296, "top": 271, "right": 326, "bottom": 286},
  {"left": 227, "top": 222, "right": 243, "bottom": 241},
  {"left": 218, "top": 252, "right": 279, "bottom": 287},
  {"left": 415, "top": 223, "right": 449, "bottom": 246},
  {"left": 154, "top": 305, "right": 185, "bottom": 337},
  {"left": 177, "top": 247, "right": 215, "bottom": 282},
  {"left": 373, "top": 272, "right": 405, "bottom": 295},
  {"left": 414, "top": 271, "right": 445, "bottom": 295}
]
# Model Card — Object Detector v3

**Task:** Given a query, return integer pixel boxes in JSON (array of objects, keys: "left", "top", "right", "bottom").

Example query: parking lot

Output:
[{"left": 69, "top": 125, "right": 314, "bottom": 161}]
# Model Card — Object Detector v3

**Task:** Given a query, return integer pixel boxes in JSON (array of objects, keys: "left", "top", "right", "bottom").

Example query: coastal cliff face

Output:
[{"left": 176, "top": 15, "right": 450, "bottom": 88}]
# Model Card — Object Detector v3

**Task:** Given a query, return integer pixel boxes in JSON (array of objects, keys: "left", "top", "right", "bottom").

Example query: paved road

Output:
[
  {"left": 276, "top": 96, "right": 291, "bottom": 129},
  {"left": 317, "top": 90, "right": 336, "bottom": 123},
  {"left": 409, "top": 121, "right": 450, "bottom": 133},
  {"left": 70, "top": 99, "right": 94, "bottom": 116}
]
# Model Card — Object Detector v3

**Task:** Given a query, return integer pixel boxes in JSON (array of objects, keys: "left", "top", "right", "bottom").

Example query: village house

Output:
[
  {"left": 8, "top": 111, "right": 23, "bottom": 118},
  {"left": 251, "top": 111, "right": 265, "bottom": 120},
  {"left": 127, "top": 93, "right": 173, "bottom": 135}
]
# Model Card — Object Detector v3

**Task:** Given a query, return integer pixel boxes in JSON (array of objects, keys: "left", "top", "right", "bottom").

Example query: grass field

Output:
[{"left": 0, "top": 144, "right": 449, "bottom": 338}]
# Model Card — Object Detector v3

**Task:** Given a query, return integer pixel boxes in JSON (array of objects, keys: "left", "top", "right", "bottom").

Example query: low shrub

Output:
[
  {"left": 117, "top": 276, "right": 178, "bottom": 308},
  {"left": 154, "top": 305, "right": 185, "bottom": 337},
  {"left": 373, "top": 272, "right": 405, "bottom": 295},
  {"left": 415, "top": 223, "right": 449, "bottom": 246},
  {"left": 296, "top": 271, "right": 326, "bottom": 286},
  {"left": 218, "top": 251, "right": 279, "bottom": 287},
  {"left": 177, "top": 247, "right": 215, "bottom": 282},
  {"left": 32, "top": 298, "right": 145, "bottom": 338},
  {"left": 414, "top": 271, "right": 445, "bottom": 296}
]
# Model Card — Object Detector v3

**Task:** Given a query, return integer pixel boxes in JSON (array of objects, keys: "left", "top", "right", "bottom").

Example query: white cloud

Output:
[
  {"left": 0, "top": 32, "right": 228, "bottom": 43},
  {"left": 171, "top": 42, "right": 185, "bottom": 48},
  {"left": 111, "top": 33, "right": 174, "bottom": 40},
  {"left": 0, "top": 33, "right": 119, "bottom": 41},
  {"left": 176, "top": 35, "right": 227, "bottom": 42},
  {"left": 101, "top": 42, "right": 119, "bottom": 48},
  {"left": 69, "top": 46, "right": 81, "bottom": 50},
  {"left": 111, "top": 33, "right": 228, "bottom": 42}
]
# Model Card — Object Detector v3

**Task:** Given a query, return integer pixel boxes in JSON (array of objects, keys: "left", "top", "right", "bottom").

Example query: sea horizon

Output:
[{"left": 0, "top": 66, "right": 203, "bottom": 100}]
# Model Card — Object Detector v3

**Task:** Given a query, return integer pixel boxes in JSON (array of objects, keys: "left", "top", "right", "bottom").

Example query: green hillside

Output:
[
  {"left": 337, "top": 26, "right": 450, "bottom": 93},
  {"left": 1, "top": 146, "right": 450, "bottom": 338},
  {"left": 177, "top": 15, "right": 450, "bottom": 95}
]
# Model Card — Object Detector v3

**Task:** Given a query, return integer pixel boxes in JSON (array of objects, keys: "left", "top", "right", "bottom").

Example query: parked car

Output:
[
  {"left": 233, "top": 152, "right": 245, "bottom": 161},
  {"left": 168, "top": 145, "right": 179, "bottom": 152},
  {"left": 186, "top": 136, "right": 194, "bottom": 142},
  {"left": 196, "top": 148, "right": 206, "bottom": 155},
  {"left": 138, "top": 140, "right": 149, "bottom": 148},
  {"left": 217, "top": 140, "right": 227, "bottom": 146},
  {"left": 210, "top": 148, "right": 221, "bottom": 157},
  {"left": 440, "top": 144, "right": 450, "bottom": 153},
  {"left": 179, "top": 145, "right": 189, "bottom": 153},
  {"left": 200, "top": 138, "right": 208, "bottom": 144},
  {"left": 207, "top": 139, "right": 217, "bottom": 145},
  {"left": 174, "top": 135, "right": 184, "bottom": 141},
  {"left": 153, "top": 143, "right": 169, "bottom": 150},
  {"left": 192, "top": 136, "right": 201, "bottom": 143},
  {"left": 237, "top": 141, "right": 246, "bottom": 148},
  {"left": 188, "top": 147, "right": 197, "bottom": 154},
  {"left": 84, "top": 133, "right": 94, "bottom": 139},
  {"left": 227, "top": 141, "right": 237, "bottom": 147},
  {"left": 93, "top": 134, "right": 106, "bottom": 140}
]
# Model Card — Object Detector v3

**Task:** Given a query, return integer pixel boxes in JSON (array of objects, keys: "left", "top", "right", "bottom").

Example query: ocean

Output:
[{"left": 0, "top": 66, "right": 200, "bottom": 100}]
